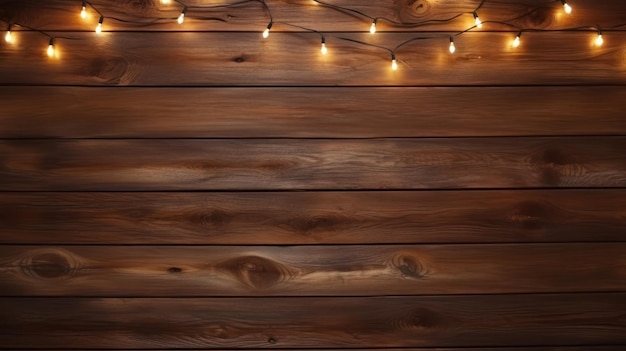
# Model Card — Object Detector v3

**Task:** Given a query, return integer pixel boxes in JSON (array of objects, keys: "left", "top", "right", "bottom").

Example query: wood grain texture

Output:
[
  {"left": 1, "top": 138, "right": 625, "bottom": 191},
  {"left": 1, "top": 190, "right": 625, "bottom": 244},
  {"left": 1, "top": 32, "right": 625, "bottom": 86},
  {"left": 1, "top": 294, "right": 625, "bottom": 348},
  {"left": 1, "top": 86, "right": 625, "bottom": 138},
  {"left": 0, "top": 244, "right": 624, "bottom": 296},
  {"left": 1, "top": 0, "right": 622, "bottom": 32}
]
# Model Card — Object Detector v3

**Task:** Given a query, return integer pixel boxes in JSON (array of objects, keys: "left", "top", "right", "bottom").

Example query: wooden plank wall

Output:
[{"left": 0, "top": 0, "right": 625, "bottom": 350}]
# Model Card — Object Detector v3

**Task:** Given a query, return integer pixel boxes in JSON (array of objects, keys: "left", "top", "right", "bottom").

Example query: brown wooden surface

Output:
[
  {"left": 1, "top": 137, "right": 625, "bottom": 191},
  {"left": 1, "top": 190, "right": 625, "bottom": 244},
  {"left": 1, "top": 294, "right": 625, "bottom": 348},
  {"left": 0, "top": 244, "right": 624, "bottom": 296},
  {"left": 1, "top": 0, "right": 623, "bottom": 32},
  {"left": 1, "top": 32, "right": 625, "bottom": 86},
  {"left": 1, "top": 0, "right": 625, "bottom": 349},
  {"left": 1, "top": 86, "right": 625, "bottom": 138}
]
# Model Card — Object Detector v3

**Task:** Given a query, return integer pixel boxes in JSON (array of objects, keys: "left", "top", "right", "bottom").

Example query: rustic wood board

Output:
[
  {"left": 1, "top": 32, "right": 625, "bottom": 86},
  {"left": 1, "top": 244, "right": 624, "bottom": 296},
  {"left": 1, "top": 0, "right": 621, "bottom": 32},
  {"left": 1, "top": 190, "right": 624, "bottom": 244},
  {"left": 1, "top": 86, "right": 625, "bottom": 138},
  {"left": 1, "top": 138, "right": 625, "bottom": 190},
  {"left": 1, "top": 294, "right": 624, "bottom": 348}
]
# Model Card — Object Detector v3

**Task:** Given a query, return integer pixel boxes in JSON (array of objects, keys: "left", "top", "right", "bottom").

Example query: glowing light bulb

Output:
[
  {"left": 5, "top": 26, "right": 12, "bottom": 43},
  {"left": 95, "top": 16, "right": 103, "bottom": 33},
  {"left": 161, "top": 0, "right": 171, "bottom": 3},
  {"left": 473, "top": 12, "right": 482, "bottom": 28},
  {"left": 562, "top": 1, "right": 572, "bottom": 14},
  {"left": 391, "top": 53, "right": 397, "bottom": 71},
  {"left": 80, "top": 6, "right": 87, "bottom": 19},
  {"left": 513, "top": 32, "right": 521, "bottom": 48},
  {"left": 177, "top": 7, "right": 187, "bottom": 24},
  {"left": 263, "top": 22, "right": 272, "bottom": 39},
  {"left": 47, "top": 39, "right": 55, "bottom": 57},
  {"left": 320, "top": 40, "right": 327, "bottom": 55},
  {"left": 370, "top": 20, "right": 376, "bottom": 34},
  {"left": 595, "top": 32, "right": 603, "bottom": 46},
  {"left": 449, "top": 37, "right": 455, "bottom": 54}
]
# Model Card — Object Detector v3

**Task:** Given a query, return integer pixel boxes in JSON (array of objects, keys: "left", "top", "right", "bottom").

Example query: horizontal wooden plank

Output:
[
  {"left": 1, "top": 190, "right": 625, "bottom": 244},
  {"left": 1, "top": 244, "right": 624, "bottom": 296},
  {"left": 1, "top": 0, "right": 622, "bottom": 32},
  {"left": 1, "top": 86, "right": 625, "bottom": 138},
  {"left": 1, "top": 294, "right": 624, "bottom": 348},
  {"left": 1, "top": 138, "right": 625, "bottom": 190},
  {"left": 1, "top": 32, "right": 625, "bottom": 86}
]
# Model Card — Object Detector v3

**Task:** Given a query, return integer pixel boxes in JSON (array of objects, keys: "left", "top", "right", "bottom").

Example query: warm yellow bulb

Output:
[
  {"left": 95, "top": 23, "right": 102, "bottom": 33},
  {"left": 5, "top": 30, "right": 12, "bottom": 43},
  {"left": 320, "top": 43, "right": 327, "bottom": 55},
  {"left": 80, "top": 6, "right": 87, "bottom": 19},
  {"left": 262, "top": 28, "right": 270, "bottom": 38},
  {"left": 47, "top": 44, "right": 54, "bottom": 57},
  {"left": 595, "top": 33, "right": 603, "bottom": 46},
  {"left": 513, "top": 35, "right": 521, "bottom": 48},
  {"left": 449, "top": 41, "right": 456, "bottom": 54},
  {"left": 370, "top": 21, "right": 376, "bottom": 34},
  {"left": 161, "top": 0, "right": 170, "bottom": 3},
  {"left": 563, "top": 3, "right": 572, "bottom": 14},
  {"left": 475, "top": 17, "right": 482, "bottom": 28},
  {"left": 177, "top": 13, "right": 185, "bottom": 24},
  {"left": 391, "top": 59, "right": 398, "bottom": 71}
]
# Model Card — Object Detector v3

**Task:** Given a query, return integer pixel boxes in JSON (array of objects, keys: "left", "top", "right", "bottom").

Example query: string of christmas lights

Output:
[
  {"left": 1, "top": 0, "right": 624, "bottom": 70},
  {"left": 1, "top": 21, "right": 80, "bottom": 58}
]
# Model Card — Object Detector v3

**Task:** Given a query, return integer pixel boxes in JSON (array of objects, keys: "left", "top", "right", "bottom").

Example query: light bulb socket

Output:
[
  {"left": 391, "top": 53, "right": 396, "bottom": 61},
  {"left": 98, "top": 16, "right": 104, "bottom": 24},
  {"left": 517, "top": 31, "right": 522, "bottom": 38},
  {"left": 49, "top": 37, "right": 55, "bottom": 46},
  {"left": 266, "top": 22, "right": 273, "bottom": 30},
  {"left": 473, "top": 12, "right": 478, "bottom": 19},
  {"left": 182, "top": 6, "right": 188, "bottom": 14},
  {"left": 372, "top": 19, "right": 377, "bottom": 25},
  {"left": 449, "top": 36, "right": 454, "bottom": 43},
  {"left": 561, "top": 0, "right": 567, "bottom": 4},
  {"left": 321, "top": 36, "right": 326, "bottom": 44}
]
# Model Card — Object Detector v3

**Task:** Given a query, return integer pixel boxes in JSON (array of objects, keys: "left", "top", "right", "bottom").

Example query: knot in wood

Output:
[
  {"left": 520, "top": 6, "right": 554, "bottom": 29},
  {"left": 218, "top": 255, "right": 285, "bottom": 289},
  {"left": 403, "top": 0, "right": 433, "bottom": 18},
  {"left": 391, "top": 254, "right": 427, "bottom": 279},
  {"left": 168, "top": 267, "right": 183, "bottom": 273},
  {"left": 531, "top": 148, "right": 574, "bottom": 186},
  {"left": 87, "top": 57, "right": 132, "bottom": 85},
  {"left": 126, "top": 0, "right": 157, "bottom": 13},
  {"left": 20, "top": 249, "right": 81, "bottom": 280}
]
